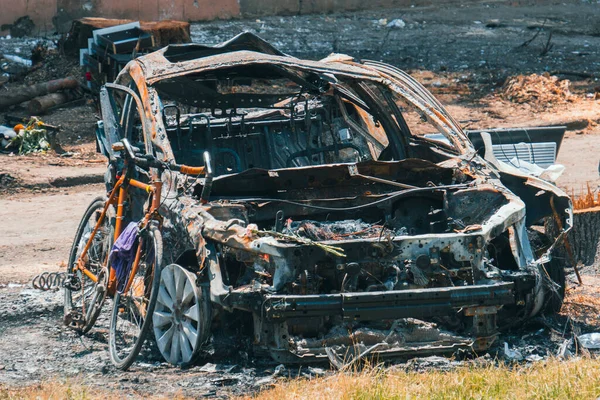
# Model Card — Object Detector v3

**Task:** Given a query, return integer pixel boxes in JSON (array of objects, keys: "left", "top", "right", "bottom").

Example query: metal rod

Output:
[{"left": 550, "top": 196, "right": 582, "bottom": 285}]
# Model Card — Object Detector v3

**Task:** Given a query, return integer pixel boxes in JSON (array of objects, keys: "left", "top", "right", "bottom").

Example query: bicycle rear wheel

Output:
[
  {"left": 64, "top": 197, "right": 114, "bottom": 333},
  {"left": 108, "top": 225, "right": 162, "bottom": 370}
]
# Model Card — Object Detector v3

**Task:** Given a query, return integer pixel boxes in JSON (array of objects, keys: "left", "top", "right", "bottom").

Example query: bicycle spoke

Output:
[
  {"left": 109, "top": 227, "right": 161, "bottom": 370},
  {"left": 64, "top": 198, "right": 113, "bottom": 333}
]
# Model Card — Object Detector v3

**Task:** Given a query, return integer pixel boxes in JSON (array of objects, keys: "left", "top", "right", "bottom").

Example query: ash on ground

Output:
[{"left": 0, "top": 274, "right": 597, "bottom": 398}]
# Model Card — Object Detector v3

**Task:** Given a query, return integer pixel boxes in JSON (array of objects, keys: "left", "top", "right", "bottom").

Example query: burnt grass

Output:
[{"left": 191, "top": 1, "right": 600, "bottom": 97}]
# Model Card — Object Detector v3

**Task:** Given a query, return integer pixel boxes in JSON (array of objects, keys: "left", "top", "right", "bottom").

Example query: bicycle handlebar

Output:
[
  {"left": 113, "top": 139, "right": 208, "bottom": 176},
  {"left": 171, "top": 164, "right": 206, "bottom": 175}
]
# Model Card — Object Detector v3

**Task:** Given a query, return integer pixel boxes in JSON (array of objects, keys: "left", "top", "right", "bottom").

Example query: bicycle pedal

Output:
[
  {"left": 63, "top": 274, "right": 82, "bottom": 291},
  {"left": 63, "top": 309, "right": 85, "bottom": 328}
]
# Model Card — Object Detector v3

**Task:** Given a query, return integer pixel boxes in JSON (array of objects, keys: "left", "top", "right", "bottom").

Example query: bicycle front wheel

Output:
[{"left": 108, "top": 225, "right": 162, "bottom": 370}]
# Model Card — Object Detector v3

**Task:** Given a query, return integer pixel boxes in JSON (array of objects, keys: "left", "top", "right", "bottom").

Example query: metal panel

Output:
[
  {"left": 263, "top": 282, "right": 514, "bottom": 321},
  {"left": 424, "top": 132, "right": 559, "bottom": 168},
  {"left": 492, "top": 142, "right": 556, "bottom": 168}
]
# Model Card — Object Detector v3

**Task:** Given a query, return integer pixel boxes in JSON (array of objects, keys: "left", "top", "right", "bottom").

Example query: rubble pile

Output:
[
  {"left": 0, "top": 17, "right": 191, "bottom": 157},
  {"left": 501, "top": 73, "right": 574, "bottom": 105},
  {"left": 1, "top": 16, "right": 36, "bottom": 38}
]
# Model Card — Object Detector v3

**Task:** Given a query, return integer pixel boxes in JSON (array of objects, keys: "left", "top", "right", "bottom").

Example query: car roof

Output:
[{"left": 133, "top": 32, "right": 382, "bottom": 85}]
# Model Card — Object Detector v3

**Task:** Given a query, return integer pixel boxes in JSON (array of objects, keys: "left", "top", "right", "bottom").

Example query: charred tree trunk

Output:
[
  {"left": 0, "top": 77, "right": 79, "bottom": 110},
  {"left": 546, "top": 208, "right": 600, "bottom": 266}
]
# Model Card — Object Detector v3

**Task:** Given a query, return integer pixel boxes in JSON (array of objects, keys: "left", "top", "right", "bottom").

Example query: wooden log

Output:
[
  {"left": 63, "top": 18, "right": 191, "bottom": 56},
  {"left": 0, "top": 77, "right": 80, "bottom": 110},
  {"left": 27, "top": 92, "right": 80, "bottom": 115},
  {"left": 546, "top": 207, "right": 600, "bottom": 266}
]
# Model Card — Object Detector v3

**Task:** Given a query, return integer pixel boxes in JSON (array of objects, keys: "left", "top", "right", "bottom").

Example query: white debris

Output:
[
  {"left": 525, "top": 354, "right": 543, "bottom": 362},
  {"left": 3, "top": 54, "right": 32, "bottom": 67},
  {"left": 199, "top": 363, "right": 217, "bottom": 372},
  {"left": 506, "top": 157, "right": 565, "bottom": 183},
  {"left": 273, "top": 364, "right": 286, "bottom": 376},
  {"left": 503, "top": 342, "right": 524, "bottom": 360},
  {"left": 387, "top": 19, "right": 406, "bottom": 29},
  {"left": 307, "top": 366, "right": 326, "bottom": 376},
  {"left": 0, "top": 126, "right": 17, "bottom": 149},
  {"left": 557, "top": 338, "right": 573, "bottom": 359},
  {"left": 577, "top": 333, "right": 600, "bottom": 349}
]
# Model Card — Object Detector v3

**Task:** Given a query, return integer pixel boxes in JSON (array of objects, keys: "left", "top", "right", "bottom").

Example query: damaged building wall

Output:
[
  {"left": 1, "top": 0, "right": 574, "bottom": 35},
  {"left": 2, "top": 0, "right": 58, "bottom": 34}
]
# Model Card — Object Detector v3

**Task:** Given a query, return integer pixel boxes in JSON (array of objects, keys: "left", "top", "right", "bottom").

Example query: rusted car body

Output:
[{"left": 97, "top": 33, "right": 572, "bottom": 364}]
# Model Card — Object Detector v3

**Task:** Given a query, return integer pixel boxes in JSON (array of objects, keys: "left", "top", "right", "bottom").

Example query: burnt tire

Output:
[
  {"left": 64, "top": 196, "right": 114, "bottom": 333},
  {"left": 542, "top": 257, "right": 566, "bottom": 315},
  {"left": 108, "top": 225, "right": 162, "bottom": 371},
  {"left": 527, "top": 229, "right": 566, "bottom": 315}
]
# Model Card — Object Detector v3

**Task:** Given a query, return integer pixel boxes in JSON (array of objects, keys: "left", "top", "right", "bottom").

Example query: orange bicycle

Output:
[{"left": 63, "top": 138, "right": 210, "bottom": 370}]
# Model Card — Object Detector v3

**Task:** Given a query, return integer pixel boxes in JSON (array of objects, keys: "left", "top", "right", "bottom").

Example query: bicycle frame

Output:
[{"left": 74, "top": 158, "right": 162, "bottom": 297}]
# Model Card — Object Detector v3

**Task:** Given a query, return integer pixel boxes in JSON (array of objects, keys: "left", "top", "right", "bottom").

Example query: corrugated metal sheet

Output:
[
  {"left": 424, "top": 133, "right": 557, "bottom": 168},
  {"left": 493, "top": 142, "right": 556, "bottom": 168}
]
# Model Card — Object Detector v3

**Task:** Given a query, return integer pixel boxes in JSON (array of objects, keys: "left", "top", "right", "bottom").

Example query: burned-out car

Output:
[{"left": 97, "top": 33, "right": 572, "bottom": 366}]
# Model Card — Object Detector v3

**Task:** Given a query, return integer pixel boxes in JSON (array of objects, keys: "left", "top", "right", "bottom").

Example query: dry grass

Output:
[
  {"left": 570, "top": 183, "right": 600, "bottom": 211},
  {"left": 562, "top": 276, "right": 600, "bottom": 326},
  {"left": 245, "top": 358, "right": 600, "bottom": 400},
  {"left": 0, "top": 380, "right": 102, "bottom": 400},
  {"left": 4, "top": 359, "right": 600, "bottom": 399},
  {"left": 0, "top": 380, "right": 183, "bottom": 400}
]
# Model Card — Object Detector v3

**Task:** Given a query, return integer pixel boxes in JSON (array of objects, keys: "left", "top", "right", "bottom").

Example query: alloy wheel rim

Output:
[{"left": 153, "top": 264, "right": 202, "bottom": 365}]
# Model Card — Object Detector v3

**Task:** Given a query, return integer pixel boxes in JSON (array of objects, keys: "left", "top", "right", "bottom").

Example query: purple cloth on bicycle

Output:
[{"left": 109, "top": 221, "right": 139, "bottom": 293}]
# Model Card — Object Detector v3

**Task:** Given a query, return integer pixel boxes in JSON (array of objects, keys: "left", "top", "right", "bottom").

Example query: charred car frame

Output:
[{"left": 96, "top": 33, "right": 572, "bottom": 365}]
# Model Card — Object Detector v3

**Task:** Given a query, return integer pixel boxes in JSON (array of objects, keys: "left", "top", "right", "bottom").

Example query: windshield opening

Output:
[{"left": 153, "top": 65, "right": 402, "bottom": 176}]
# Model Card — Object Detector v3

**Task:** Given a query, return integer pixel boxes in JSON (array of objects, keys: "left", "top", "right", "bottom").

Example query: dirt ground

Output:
[{"left": 1, "top": 1, "right": 600, "bottom": 397}]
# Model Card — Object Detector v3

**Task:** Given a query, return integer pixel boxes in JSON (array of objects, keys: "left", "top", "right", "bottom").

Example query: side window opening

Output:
[
  {"left": 109, "top": 82, "right": 145, "bottom": 150},
  {"left": 382, "top": 86, "right": 461, "bottom": 157}
]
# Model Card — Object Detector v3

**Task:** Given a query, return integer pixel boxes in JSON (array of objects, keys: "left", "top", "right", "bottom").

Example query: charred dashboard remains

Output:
[{"left": 99, "top": 32, "right": 572, "bottom": 365}]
